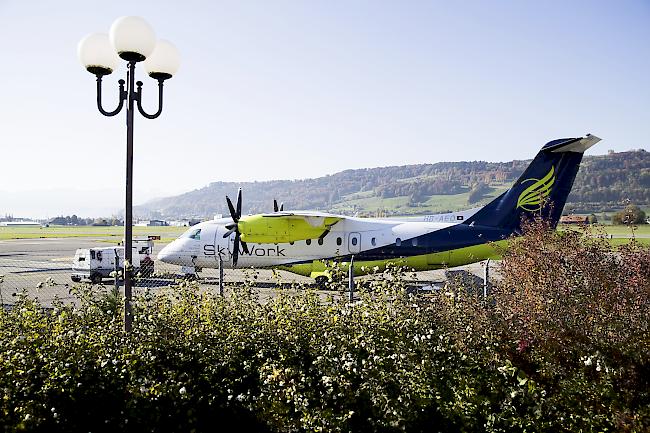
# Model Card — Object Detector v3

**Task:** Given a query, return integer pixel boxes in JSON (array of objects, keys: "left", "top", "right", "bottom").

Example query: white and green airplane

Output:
[{"left": 158, "top": 134, "right": 600, "bottom": 281}]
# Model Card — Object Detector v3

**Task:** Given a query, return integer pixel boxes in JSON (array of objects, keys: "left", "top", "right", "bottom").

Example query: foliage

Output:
[
  {"left": 612, "top": 204, "right": 647, "bottom": 225},
  {"left": 467, "top": 182, "right": 492, "bottom": 204},
  {"left": 1, "top": 227, "right": 649, "bottom": 432},
  {"left": 47, "top": 215, "right": 95, "bottom": 226},
  {"left": 494, "top": 218, "right": 650, "bottom": 431},
  {"left": 567, "top": 150, "right": 650, "bottom": 205}
]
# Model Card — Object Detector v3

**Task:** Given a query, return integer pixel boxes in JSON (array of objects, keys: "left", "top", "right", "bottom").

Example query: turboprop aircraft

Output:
[{"left": 158, "top": 134, "right": 600, "bottom": 281}]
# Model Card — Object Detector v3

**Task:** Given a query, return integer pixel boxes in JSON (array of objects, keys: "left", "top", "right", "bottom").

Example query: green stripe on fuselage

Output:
[{"left": 279, "top": 241, "right": 507, "bottom": 278}]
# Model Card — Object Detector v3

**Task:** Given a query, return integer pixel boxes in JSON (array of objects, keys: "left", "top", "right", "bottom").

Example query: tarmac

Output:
[{"left": 0, "top": 237, "right": 489, "bottom": 308}]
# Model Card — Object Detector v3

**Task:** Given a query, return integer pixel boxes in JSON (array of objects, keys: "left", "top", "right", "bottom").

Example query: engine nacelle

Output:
[{"left": 238, "top": 214, "right": 340, "bottom": 244}]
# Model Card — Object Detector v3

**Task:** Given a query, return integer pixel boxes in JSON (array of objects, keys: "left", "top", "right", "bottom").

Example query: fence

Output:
[{"left": 0, "top": 238, "right": 493, "bottom": 310}]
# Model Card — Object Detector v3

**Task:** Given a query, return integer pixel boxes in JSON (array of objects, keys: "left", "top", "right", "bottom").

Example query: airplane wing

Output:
[{"left": 259, "top": 210, "right": 344, "bottom": 218}]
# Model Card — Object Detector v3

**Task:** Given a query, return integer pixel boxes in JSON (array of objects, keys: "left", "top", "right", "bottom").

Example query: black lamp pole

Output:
[{"left": 95, "top": 61, "right": 165, "bottom": 332}]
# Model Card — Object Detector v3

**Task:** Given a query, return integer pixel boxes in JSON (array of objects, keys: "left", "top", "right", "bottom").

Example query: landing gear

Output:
[{"left": 181, "top": 266, "right": 198, "bottom": 280}]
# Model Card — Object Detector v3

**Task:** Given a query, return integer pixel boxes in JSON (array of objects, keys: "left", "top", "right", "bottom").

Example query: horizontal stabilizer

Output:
[{"left": 543, "top": 134, "right": 601, "bottom": 153}]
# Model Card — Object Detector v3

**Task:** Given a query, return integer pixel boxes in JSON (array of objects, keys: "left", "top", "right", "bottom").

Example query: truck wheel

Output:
[
  {"left": 71, "top": 276, "right": 81, "bottom": 283},
  {"left": 91, "top": 273, "right": 102, "bottom": 284}
]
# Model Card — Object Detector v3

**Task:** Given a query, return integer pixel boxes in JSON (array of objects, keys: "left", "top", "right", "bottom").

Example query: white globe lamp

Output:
[{"left": 109, "top": 16, "right": 156, "bottom": 62}]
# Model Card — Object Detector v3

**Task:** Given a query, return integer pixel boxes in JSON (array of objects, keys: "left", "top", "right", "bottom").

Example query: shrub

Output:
[
  {"left": 493, "top": 219, "right": 650, "bottom": 430},
  {"left": 1, "top": 229, "right": 648, "bottom": 432}
]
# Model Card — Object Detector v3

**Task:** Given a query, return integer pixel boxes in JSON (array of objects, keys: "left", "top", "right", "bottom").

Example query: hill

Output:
[{"left": 136, "top": 149, "right": 650, "bottom": 219}]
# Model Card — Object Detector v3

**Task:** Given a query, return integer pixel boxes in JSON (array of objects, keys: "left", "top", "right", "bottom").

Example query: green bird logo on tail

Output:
[{"left": 517, "top": 166, "right": 555, "bottom": 211}]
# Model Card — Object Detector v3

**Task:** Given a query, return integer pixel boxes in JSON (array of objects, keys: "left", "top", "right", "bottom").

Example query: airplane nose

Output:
[{"left": 157, "top": 244, "right": 173, "bottom": 263}]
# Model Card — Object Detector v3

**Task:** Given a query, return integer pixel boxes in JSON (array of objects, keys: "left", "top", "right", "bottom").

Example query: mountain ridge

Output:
[{"left": 136, "top": 149, "right": 650, "bottom": 219}]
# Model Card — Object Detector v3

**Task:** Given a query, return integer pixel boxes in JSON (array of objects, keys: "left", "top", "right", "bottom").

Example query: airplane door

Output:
[{"left": 348, "top": 232, "right": 361, "bottom": 254}]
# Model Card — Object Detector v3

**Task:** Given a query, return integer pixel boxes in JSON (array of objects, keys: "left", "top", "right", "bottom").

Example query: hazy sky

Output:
[{"left": 0, "top": 0, "right": 648, "bottom": 218}]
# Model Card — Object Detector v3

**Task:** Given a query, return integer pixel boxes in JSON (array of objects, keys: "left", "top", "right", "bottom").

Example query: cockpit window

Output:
[{"left": 181, "top": 228, "right": 201, "bottom": 240}]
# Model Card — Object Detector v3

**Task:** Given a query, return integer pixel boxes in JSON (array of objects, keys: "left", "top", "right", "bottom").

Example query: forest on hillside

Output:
[{"left": 136, "top": 150, "right": 650, "bottom": 219}]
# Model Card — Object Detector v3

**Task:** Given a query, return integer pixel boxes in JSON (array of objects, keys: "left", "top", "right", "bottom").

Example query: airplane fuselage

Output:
[
  {"left": 157, "top": 135, "right": 600, "bottom": 279},
  {"left": 158, "top": 210, "right": 505, "bottom": 278}
]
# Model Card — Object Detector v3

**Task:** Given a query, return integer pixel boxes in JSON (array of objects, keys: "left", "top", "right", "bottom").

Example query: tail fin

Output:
[{"left": 465, "top": 134, "right": 600, "bottom": 231}]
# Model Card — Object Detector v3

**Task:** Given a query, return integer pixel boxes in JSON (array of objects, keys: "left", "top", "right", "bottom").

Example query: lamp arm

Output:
[
  {"left": 96, "top": 76, "right": 126, "bottom": 117},
  {"left": 135, "top": 79, "right": 164, "bottom": 119}
]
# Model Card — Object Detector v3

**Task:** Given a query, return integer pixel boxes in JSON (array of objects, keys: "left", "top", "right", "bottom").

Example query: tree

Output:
[
  {"left": 467, "top": 182, "right": 491, "bottom": 204},
  {"left": 612, "top": 204, "right": 647, "bottom": 225}
]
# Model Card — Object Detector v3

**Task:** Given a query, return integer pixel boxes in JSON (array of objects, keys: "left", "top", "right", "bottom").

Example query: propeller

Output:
[
  {"left": 273, "top": 199, "right": 284, "bottom": 212},
  {"left": 223, "top": 188, "right": 249, "bottom": 266}
]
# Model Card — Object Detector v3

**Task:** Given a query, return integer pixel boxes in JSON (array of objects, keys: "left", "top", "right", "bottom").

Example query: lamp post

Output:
[{"left": 77, "top": 16, "right": 180, "bottom": 332}]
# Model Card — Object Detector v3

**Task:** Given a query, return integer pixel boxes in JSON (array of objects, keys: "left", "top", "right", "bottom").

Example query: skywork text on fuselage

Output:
[{"left": 203, "top": 244, "right": 286, "bottom": 257}]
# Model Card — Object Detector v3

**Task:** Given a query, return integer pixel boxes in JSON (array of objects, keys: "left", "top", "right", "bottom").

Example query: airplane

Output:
[{"left": 157, "top": 134, "right": 600, "bottom": 282}]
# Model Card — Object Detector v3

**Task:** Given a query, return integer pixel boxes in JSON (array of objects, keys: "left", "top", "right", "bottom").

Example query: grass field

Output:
[
  {"left": 0, "top": 225, "right": 187, "bottom": 242},
  {"left": 557, "top": 223, "right": 650, "bottom": 245}
]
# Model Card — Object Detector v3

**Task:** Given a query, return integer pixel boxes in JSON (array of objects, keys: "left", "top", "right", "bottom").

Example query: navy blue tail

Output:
[{"left": 465, "top": 134, "right": 600, "bottom": 232}]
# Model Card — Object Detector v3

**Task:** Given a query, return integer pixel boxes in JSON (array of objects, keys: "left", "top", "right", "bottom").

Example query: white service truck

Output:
[{"left": 71, "top": 237, "right": 157, "bottom": 283}]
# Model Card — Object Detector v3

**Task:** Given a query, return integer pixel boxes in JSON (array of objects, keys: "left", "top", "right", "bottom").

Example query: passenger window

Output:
[
  {"left": 336, "top": 237, "right": 342, "bottom": 246},
  {"left": 412, "top": 238, "right": 418, "bottom": 246},
  {"left": 318, "top": 238, "right": 323, "bottom": 245},
  {"left": 396, "top": 238, "right": 402, "bottom": 247},
  {"left": 306, "top": 239, "right": 311, "bottom": 245},
  {"left": 351, "top": 237, "right": 358, "bottom": 246},
  {"left": 371, "top": 237, "right": 376, "bottom": 246},
  {"left": 78, "top": 257, "right": 85, "bottom": 262}
]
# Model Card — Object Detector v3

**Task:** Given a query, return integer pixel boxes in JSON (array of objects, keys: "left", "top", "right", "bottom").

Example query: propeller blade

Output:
[
  {"left": 232, "top": 234, "right": 240, "bottom": 267},
  {"left": 236, "top": 188, "right": 242, "bottom": 219},
  {"left": 241, "top": 241, "right": 249, "bottom": 255},
  {"left": 225, "top": 223, "right": 237, "bottom": 230},
  {"left": 223, "top": 227, "right": 236, "bottom": 238},
  {"left": 226, "top": 195, "right": 238, "bottom": 222},
  {"left": 273, "top": 199, "right": 279, "bottom": 212}
]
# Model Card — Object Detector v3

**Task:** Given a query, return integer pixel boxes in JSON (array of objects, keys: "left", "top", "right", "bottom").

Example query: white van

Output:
[{"left": 71, "top": 242, "right": 155, "bottom": 284}]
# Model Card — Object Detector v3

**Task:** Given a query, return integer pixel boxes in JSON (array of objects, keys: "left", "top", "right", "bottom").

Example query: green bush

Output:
[
  {"left": 612, "top": 204, "right": 647, "bottom": 225},
  {"left": 1, "top": 227, "right": 648, "bottom": 432}
]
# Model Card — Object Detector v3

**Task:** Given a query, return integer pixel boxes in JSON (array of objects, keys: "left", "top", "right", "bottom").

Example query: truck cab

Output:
[{"left": 71, "top": 236, "right": 157, "bottom": 283}]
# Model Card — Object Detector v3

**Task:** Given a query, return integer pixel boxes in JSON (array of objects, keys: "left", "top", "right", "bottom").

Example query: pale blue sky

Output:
[{"left": 0, "top": 0, "right": 648, "bottom": 217}]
